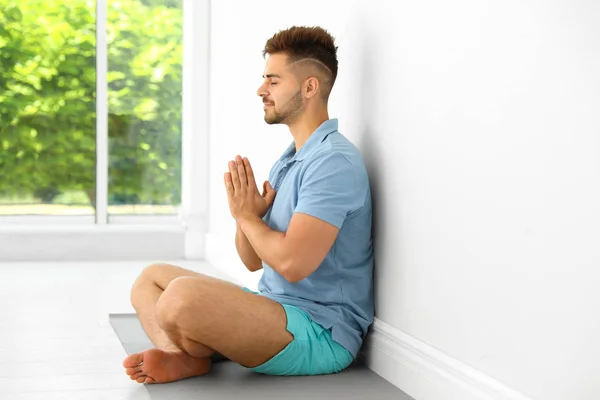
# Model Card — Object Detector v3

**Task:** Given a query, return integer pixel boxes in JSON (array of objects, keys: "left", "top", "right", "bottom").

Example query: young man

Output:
[{"left": 123, "top": 26, "right": 373, "bottom": 384}]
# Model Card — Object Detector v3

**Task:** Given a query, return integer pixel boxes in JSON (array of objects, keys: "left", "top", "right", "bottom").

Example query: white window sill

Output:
[{"left": 0, "top": 220, "right": 192, "bottom": 261}]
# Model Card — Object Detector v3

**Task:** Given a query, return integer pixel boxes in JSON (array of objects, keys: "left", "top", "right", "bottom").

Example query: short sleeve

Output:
[{"left": 294, "top": 152, "right": 364, "bottom": 229}]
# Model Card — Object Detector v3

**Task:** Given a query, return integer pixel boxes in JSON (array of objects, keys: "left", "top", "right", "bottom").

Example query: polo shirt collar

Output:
[{"left": 279, "top": 118, "right": 338, "bottom": 163}]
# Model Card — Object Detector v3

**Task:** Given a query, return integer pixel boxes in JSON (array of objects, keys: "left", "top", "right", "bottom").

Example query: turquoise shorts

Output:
[{"left": 241, "top": 287, "right": 354, "bottom": 376}]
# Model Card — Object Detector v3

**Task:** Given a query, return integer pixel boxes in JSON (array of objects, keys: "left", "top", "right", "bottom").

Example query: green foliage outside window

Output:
[{"left": 0, "top": 0, "right": 183, "bottom": 207}]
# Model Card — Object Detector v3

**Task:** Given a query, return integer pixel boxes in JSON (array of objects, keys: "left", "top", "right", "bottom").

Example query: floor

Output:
[{"left": 0, "top": 260, "right": 240, "bottom": 399}]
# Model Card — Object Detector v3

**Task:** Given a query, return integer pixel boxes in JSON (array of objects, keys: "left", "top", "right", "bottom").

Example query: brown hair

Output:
[{"left": 262, "top": 26, "right": 338, "bottom": 100}]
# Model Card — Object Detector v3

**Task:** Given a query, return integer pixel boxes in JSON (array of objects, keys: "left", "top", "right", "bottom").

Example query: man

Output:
[{"left": 123, "top": 26, "right": 373, "bottom": 384}]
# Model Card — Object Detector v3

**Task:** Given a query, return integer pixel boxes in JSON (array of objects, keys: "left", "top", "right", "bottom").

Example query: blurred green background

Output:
[{"left": 0, "top": 0, "right": 183, "bottom": 214}]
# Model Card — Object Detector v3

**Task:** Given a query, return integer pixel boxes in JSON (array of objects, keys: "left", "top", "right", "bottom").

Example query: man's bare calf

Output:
[{"left": 124, "top": 263, "right": 293, "bottom": 384}]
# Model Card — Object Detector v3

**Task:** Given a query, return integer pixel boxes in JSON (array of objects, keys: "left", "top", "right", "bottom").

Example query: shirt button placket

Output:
[{"left": 274, "top": 163, "right": 290, "bottom": 191}]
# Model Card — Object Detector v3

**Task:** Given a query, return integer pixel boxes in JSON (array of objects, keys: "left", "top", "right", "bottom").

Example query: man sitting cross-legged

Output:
[{"left": 123, "top": 25, "right": 374, "bottom": 384}]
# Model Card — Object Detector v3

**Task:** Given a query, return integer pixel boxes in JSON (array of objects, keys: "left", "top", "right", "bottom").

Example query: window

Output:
[
  {"left": 107, "top": 0, "right": 182, "bottom": 216},
  {"left": 0, "top": 0, "right": 183, "bottom": 218},
  {"left": 0, "top": 1, "right": 97, "bottom": 216}
]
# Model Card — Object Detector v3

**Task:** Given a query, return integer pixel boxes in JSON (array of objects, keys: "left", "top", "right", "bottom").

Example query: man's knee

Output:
[
  {"left": 155, "top": 276, "right": 197, "bottom": 330},
  {"left": 139, "top": 263, "right": 170, "bottom": 282},
  {"left": 130, "top": 263, "right": 165, "bottom": 307},
  {"left": 132, "top": 263, "right": 175, "bottom": 291}
]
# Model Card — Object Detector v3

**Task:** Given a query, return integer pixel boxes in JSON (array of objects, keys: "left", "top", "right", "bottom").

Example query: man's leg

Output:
[
  {"left": 125, "top": 263, "right": 227, "bottom": 384},
  {"left": 155, "top": 274, "right": 294, "bottom": 368},
  {"left": 128, "top": 263, "right": 216, "bottom": 357},
  {"left": 124, "top": 263, "right": 294, "bottom": 384}
]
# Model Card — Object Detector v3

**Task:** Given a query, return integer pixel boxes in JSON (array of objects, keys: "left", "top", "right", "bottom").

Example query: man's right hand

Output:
[
  {"left": 241, "top": 157, "right": 276, "bottom": 218},
  {"left": 231, "top": 157, "right": 274, "bottom": 272}
]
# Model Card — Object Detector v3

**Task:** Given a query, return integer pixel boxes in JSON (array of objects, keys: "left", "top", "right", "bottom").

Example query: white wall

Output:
[{"left": 205, "top": 1, "right": 600, "bottom": 399}]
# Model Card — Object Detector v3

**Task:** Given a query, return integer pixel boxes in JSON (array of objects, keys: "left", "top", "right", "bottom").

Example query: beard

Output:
[{"left": 264, "top": 89, "right": 304, "bottom": 125}]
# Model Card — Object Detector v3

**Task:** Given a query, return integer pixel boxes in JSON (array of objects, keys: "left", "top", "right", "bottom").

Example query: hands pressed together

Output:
[{"left": 224, "top": 155, "right": 276, "bottom": 222}]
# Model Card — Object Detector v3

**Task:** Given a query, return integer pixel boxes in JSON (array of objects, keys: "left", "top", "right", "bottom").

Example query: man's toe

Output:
[
  {"left": 123, "top": 353, "right": 144, "bottom": 368},
  {"left": 125, "top": 366, "right": 142, "bottom": 375},
  {"left": 131, "top": 372, "right": 146, "bottom": 381}
]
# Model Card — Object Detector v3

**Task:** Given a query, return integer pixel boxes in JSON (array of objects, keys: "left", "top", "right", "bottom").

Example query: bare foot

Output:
[{"left": 123, "top": 348, "right": 211, "bottom": 384}]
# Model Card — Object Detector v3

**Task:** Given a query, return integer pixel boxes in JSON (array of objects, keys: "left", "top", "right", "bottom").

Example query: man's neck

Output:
[{"left": 287, "top": 110, "right": 330, "bottom": 152}]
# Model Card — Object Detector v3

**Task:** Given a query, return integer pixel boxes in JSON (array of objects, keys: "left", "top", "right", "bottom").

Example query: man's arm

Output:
[
  {"left": 237, "top": 214, "right": 339, "bottom": 283},
  {"left": 237, "top": 216, "right": 289, "bottom": 278},
  {"left": 237, "top": 152, "right": 367, "bottom": 282},
  {"left": 235, "top": 221, "right": 263, "bottom": 272}
]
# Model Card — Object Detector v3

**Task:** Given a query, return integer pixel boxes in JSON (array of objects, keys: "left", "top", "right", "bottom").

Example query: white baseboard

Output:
[
  {"left": 358, "top": 318, "right": 534, "bottom": 400},
  {"left": 204, "top": 232, "right": 532, "bottom": 400}
]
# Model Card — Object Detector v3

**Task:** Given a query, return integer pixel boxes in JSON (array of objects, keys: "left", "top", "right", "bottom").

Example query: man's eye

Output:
[{"left": 270, "top": 82, "right": 278, "bottom": 85}]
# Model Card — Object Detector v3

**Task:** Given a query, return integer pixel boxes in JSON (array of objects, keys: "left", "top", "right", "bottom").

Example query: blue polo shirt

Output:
[{"left": 258, "top": 118, "right": 374, "bottom": 359}]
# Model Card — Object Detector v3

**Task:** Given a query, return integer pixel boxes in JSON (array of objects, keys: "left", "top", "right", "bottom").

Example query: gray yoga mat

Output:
[{"left": 109, "top": 313, "right": 411, "bottom": 400}]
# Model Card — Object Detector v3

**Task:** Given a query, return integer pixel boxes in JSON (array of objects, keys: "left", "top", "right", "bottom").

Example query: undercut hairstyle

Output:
[{"left": 262, "top": 26, "right": 339, "bottom": 101}]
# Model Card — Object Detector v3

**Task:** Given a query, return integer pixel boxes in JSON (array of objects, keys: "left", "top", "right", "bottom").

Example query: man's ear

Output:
[{"left": 303, "top": 77, "right": 320, "bottom": 99}]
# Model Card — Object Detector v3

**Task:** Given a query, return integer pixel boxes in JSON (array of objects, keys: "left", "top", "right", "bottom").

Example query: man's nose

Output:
[{"left": 257, "top": 83, "right": 267, "bottom": 97}]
